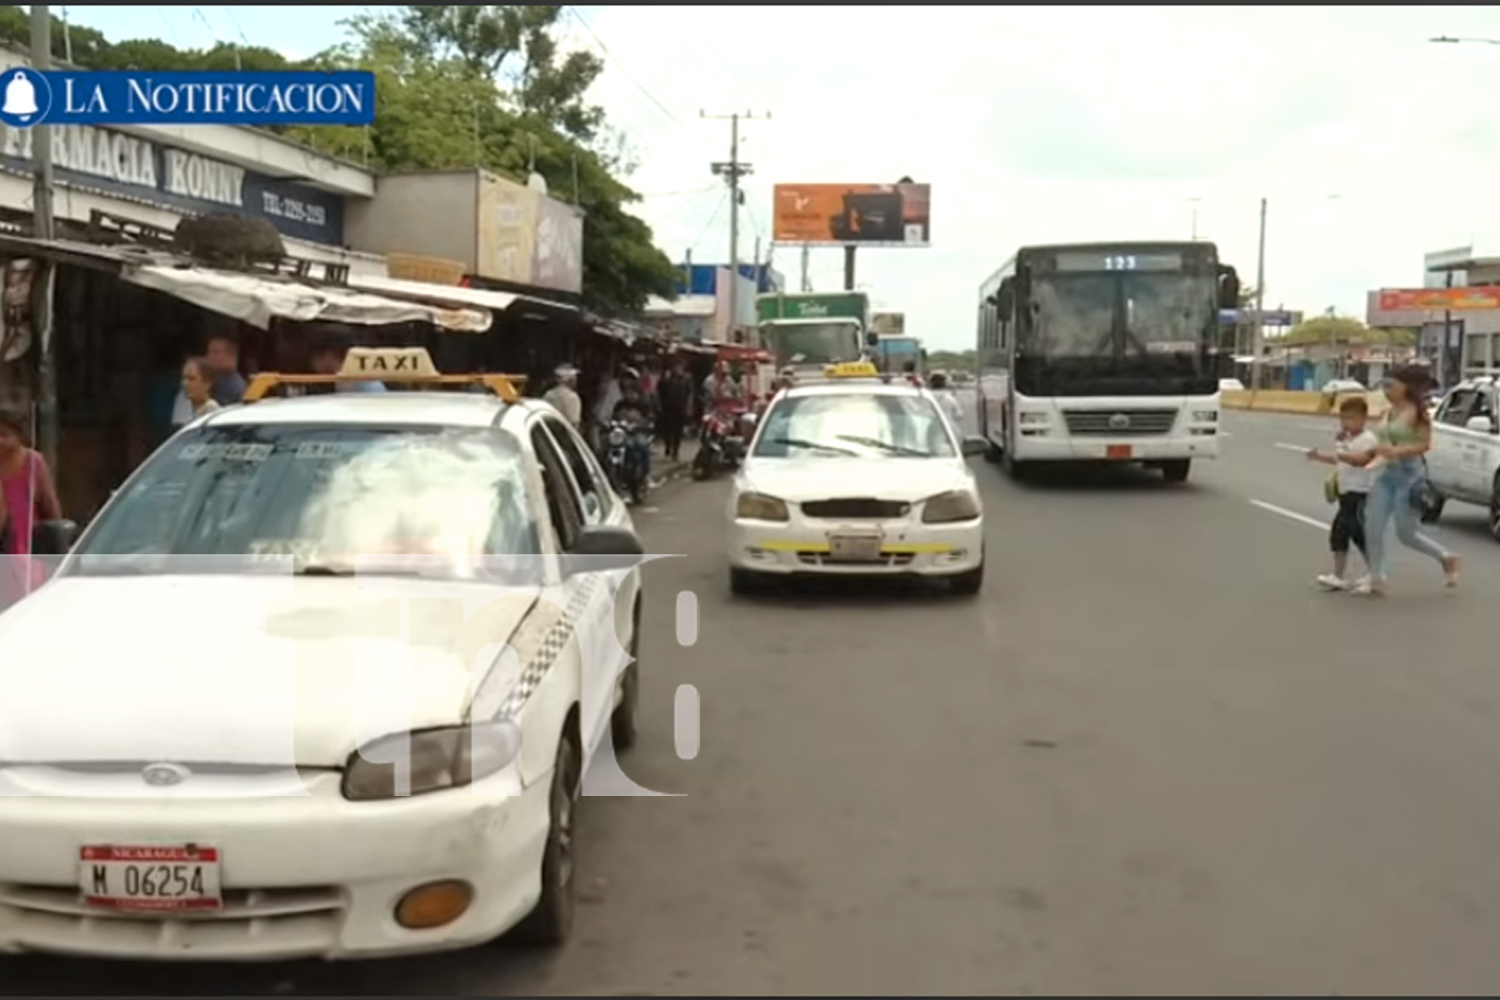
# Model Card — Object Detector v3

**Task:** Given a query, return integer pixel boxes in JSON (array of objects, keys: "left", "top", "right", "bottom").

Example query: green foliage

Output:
[
  {"left": 926, "top": 349, "right": 976, "bottom": 371},
  {"left": 0, "top": 5, "right": 678, "bottom": 318},
  {"left": 1283, "top": 315, "right": 1414, "bottom": 348}
]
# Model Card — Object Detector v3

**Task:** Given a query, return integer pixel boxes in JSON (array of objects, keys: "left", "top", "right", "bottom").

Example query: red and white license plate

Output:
[
  {"left": 80, "top": 845, "right": 223, "bottom": 912},
  {"left": 1105, "top": 444, "right": 1134, "bottom": 460}
]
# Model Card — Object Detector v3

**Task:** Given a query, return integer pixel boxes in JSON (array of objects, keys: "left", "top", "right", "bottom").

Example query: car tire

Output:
[
  {"left": 1161, "top": 459, "right": 1191, "bottom": 484},
  {"left": 611, "top": 605, "right": 641, "bottom": 751},
  {"left": 729, "top": 566, "right": 767, "bottom": 595},
  {"left": 510, "top": 731, "right": 582, "bottom": 948},
  {"left": 1489, "top": 474, "right": 1500, "bottom": 543},
  {"left": 950, "top": 558, "right": 984, "bottom": 596}
]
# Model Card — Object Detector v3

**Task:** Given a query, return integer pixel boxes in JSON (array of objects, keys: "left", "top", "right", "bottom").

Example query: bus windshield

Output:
[
  {"left": 762, "top": 321, "right": 862, "bottom": 366},
  {"left": 1025, "top": 272, "right": 1216, "bottom": 359}
]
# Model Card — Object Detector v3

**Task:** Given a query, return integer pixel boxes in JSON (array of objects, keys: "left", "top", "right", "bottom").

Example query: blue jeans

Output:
[{"left": 1364, "top": 460, "right": 1448, "bottom": 580}]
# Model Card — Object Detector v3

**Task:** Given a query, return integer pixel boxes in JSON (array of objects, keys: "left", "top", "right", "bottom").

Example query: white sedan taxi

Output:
[
  {"left": 0, "top": 348, "right": 646, "bottom": 961},
  {"left": 727, "top": 362, "right": 989, "bottom": 595}
]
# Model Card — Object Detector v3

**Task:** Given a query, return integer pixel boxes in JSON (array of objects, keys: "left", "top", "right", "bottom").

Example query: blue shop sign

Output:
[{"left": 0, "top": 121, "right": 344, "bottom": 245}]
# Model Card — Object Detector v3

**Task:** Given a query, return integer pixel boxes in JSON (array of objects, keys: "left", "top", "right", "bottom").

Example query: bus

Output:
[
  {"left": 875, "top": 335, "right": 924, "bottom": 377},
  {"left": 976, "top": 240, "right": 1240, "bottom": 483}
]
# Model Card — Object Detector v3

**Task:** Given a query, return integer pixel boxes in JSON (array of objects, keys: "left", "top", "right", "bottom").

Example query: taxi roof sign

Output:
[
  {"left": 824, "top": 361, "right": 881, "bottom": 378},
  {"left": 341, "top": 346, "right": 440, "bottom": 379},
  {"left": 242, "top": 345, "right": 526, "bottom": 403}
]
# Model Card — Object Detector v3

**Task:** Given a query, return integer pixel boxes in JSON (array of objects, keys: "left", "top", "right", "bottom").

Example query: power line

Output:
[
  {"left": 689, "top": 191, "right": 729, "bottom": 252},
  {"left": 568, "top": 7, "right": 719, "bottom": 147},
  {"left": 652, "top": 185, "right": 722, "bottom": 224}
]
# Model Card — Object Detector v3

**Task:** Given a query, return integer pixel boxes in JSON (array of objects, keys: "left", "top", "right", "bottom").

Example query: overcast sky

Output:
[{"left": 58, "top": 5, "right": 1500, "bottom": 349}]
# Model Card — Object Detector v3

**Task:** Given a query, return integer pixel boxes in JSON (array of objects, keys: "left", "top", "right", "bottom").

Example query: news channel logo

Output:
[{"left": 0, "top": 68, "right": 375, "bottom": 130}]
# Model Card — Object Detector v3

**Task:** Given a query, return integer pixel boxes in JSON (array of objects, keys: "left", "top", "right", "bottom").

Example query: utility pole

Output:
[
  {"left": 704, "top": 110, "right": 767, "bottom": 342},
  {"left": 30, "top": 4, "right": 58, "bottom": 466},
  {"left": 1250, "top": 196, "right": 1267, "bottom": 391},
  {"left": 800, "top": 244, "right": 811, "bottom": 292}
]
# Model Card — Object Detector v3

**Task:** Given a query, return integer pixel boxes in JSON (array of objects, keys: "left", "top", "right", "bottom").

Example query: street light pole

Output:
[{"left": 1251, "top": 196, "right": 1267, "bottom": 390}]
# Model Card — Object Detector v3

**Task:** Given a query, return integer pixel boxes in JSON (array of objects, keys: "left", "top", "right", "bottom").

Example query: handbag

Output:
[
  {"left": 1408, "top": 456, "right": 1439, "bottom": 512},
  {"left": 1324, "top": 471, "right": 1340, "bottom": 504}
]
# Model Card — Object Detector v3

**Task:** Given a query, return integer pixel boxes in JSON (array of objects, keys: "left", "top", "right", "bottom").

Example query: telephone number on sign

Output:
[{"left": 260, "top": 192, "right": 328, "bottom": 227}]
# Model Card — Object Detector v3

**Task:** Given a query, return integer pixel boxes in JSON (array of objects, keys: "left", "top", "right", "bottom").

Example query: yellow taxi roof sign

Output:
[
  {"left": 242, "top": 345, "right": 526, "bottom": 403},
  {"left": 824, "top": 361, "right": 881, "bottom": 378},
  {"left": 340, "top": 346, "right": 439, "bottom": 379}
]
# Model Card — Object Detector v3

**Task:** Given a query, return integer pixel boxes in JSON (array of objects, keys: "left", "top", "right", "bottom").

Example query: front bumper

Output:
[
  {"left": 1013, "top": 431, "right": 1220, "bottom": 461},
  {"left": 728, "top": 517, "right": 984, "bottom": 576},
  {"left": 0, "top": 768, "right": 551, "bottom": 961}
]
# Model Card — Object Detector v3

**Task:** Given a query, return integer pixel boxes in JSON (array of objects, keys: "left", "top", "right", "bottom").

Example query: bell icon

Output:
[{"left": 3, "top": 72, "right": 38, "bottom": 122}]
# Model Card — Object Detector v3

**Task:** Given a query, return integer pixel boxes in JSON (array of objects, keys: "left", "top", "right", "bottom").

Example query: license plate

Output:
[
  {"left": 829, "top": 534, "right": 883, "bottom": 561},
  {"left": 80, "top": 845, "right": 223, "bottom": 912},
  {"left": 1105, "top": 444, "right": 1133, "bottom": 459}
]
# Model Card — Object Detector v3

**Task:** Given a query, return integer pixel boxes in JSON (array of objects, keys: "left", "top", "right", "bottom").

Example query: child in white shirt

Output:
[{"left": 1306, "top": 396, "right": 1379, "bottom": 590}]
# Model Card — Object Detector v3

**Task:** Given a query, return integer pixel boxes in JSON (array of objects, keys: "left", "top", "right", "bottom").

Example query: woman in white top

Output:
[{"left": 181, "top": 357, "right": 223, "bottom": 422}]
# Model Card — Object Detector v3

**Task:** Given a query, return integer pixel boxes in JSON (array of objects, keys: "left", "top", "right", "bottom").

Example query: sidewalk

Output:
[{"left": 649, "top": 436, "right": 700, "bottom": 487}]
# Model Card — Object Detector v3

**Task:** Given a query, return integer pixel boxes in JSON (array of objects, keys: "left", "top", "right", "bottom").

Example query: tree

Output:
[
  {"left": 294, "top": 35, "right": 678, "bottom": 317},
  {"left": 1283, "top": 315, "right": 1374, "bottom": 347},
  {"left": 347, "top": 6, "right": 605, "bottom": 143}
]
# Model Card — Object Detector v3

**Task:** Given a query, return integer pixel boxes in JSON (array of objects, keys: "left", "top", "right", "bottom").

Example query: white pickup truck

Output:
[{"left": 1421, "top": 375, "right": 1500, "bottom": 539}]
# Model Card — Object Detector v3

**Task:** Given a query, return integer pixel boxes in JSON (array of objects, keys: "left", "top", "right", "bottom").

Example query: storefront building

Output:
[{"left": 0, "top": 44, "right": 385, "bottom": 276}]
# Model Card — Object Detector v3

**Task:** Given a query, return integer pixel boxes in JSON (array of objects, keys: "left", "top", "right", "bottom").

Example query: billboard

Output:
[
  {"left": 772, "top": 183, "right": 930, "bottom": 247},
  {"left": 1379, "top": 287, "right": 1500, "bottom": 311},
  {"left": 871, "top": 311, "right": 905, "bottom": 335},
  {"left": 477, "top": 173, "right": 585, "bottom": 293}
]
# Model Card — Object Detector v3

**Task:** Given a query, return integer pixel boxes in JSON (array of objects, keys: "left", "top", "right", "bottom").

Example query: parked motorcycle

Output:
[
  {"left": 604, "top": 418, "right": 652, "bottom": 504},
  {"left": 692, "top": 409, "right": 752, "bottom": 480}
]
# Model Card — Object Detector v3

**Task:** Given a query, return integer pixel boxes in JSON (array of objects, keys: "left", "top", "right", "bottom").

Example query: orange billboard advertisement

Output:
[
  {"left": 772, "top": 183, "right": 931, "bottom": 247},
  {"left": 1379, "top": 287, "right": 1500, "bottom": 311}
]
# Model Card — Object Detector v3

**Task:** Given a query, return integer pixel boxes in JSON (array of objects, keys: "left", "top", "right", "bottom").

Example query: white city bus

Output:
[{"left": 975, "top": 241, "right": 1240, "bottom": 483}]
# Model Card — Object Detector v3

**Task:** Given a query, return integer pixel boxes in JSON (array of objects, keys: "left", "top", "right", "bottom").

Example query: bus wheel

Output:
[
  {"left": 984, "top": 438, "right": 1002, "bottom": 464},
  {"left": 1161, "top": 459, "right": 1191, "bottom": 484}
]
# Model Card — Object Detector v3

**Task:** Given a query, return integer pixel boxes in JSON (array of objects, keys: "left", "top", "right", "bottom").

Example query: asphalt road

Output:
[{"left": 11, "top": 409, "right": 1500, "bottom": 994}]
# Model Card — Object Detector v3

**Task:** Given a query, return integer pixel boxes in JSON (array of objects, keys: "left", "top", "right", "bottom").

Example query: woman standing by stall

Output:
[{"left": 0, "top": 407, "right": 62, "bottom": 610}]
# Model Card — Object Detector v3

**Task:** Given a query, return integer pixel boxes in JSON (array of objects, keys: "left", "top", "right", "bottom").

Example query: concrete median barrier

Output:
[{"left": 1219, "top": 389, "right": 1388, "bottom": 417}]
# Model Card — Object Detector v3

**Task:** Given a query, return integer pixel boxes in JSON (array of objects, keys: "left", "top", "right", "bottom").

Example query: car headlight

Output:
[
  {"left": 735, "top": 492, "right": 790, "bottom": 521},
  {"left": 607, "top": 427, "right": 627, "bottom": 446},
  {"left": 1192, "top": 410, "right": 1218, "bottom": 422},
  {"left": 921, "top": 490, "right": 981, "bottom": 523},
  {"left": 342, "top": 721, "right": 522, "bottom": 801},
  {"left": 1017, "top": 411, "right": 1049, "bottom": 426}
]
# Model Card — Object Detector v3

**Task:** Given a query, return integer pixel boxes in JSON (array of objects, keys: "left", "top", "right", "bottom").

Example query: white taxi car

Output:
[
  {"left": 1420, "top": 375, "right": 1500, "bottom": 538},
  {"left": 0, "top": 349, "right": 645, "bottom": 960},
  {"left": 727, "top": 362, "right": 989, "bottom": 595}
]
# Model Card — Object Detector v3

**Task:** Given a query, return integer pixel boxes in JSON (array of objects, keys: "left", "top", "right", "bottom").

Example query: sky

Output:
[{"left": 53, "top": 4, "right": 1500, "bottom": 350}]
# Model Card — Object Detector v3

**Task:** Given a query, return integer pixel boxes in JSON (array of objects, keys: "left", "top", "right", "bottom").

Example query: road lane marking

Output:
[
  {"left": 1250, "top": 498, "right": 1328, "bottom": 530},
  {"left": 1274, "top": 442, "right": 1311, "bottom": 453}
]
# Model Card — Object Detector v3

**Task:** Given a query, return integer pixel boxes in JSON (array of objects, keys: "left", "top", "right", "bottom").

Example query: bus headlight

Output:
[
  {"left": 922, "top": 491, "right": 981, "bottom": 524},
  {"left": 1017, "top": 411, "right": 1049, "bottom": 426},
  {"left": 736, "top": 492, "right": 790, "bottom": 522},
  {"left": 1192, "top": 410, "right": 1218, "bottom": 422}
]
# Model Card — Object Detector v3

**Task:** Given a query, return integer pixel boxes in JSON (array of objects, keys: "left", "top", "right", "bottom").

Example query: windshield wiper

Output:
[
  {"left": 835, "top": 435, "right": 933, "bottom": 458},
  {"left": 767, "top": 436, "right": 860, "bottom": 456}
]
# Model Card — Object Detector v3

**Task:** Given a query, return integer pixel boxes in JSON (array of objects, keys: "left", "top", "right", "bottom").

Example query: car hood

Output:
[
  {"left": 742, "top": 457, "right": 972, "bottom": 503},
  {"left": 0, "top": 575, "right": 539, "bottom": 767}
]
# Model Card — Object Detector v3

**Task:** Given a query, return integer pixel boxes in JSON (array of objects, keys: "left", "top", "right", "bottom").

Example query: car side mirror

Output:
[
  {"left": 31, "top": 518, "right": 78, "bottom": 556},
  {"left": 1465, "top": 415, "right": 1497, "bottom": 434},
  {"left": 566, "top": 525, "right": 645, "bottom": 575},
  {"left": 1218, "top": 265, "right": 1241, "bottom": 309},
  {"left": 865, "top": 332, "right": 879, "bottom": 347},
  {"left": 962, "top": 436, "right": 988, "bottom": 457}
]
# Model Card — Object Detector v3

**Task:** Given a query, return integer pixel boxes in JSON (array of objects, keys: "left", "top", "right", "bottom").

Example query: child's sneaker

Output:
[{"left": 1316, "top": 573, "right": 1349, "bottom": 591}]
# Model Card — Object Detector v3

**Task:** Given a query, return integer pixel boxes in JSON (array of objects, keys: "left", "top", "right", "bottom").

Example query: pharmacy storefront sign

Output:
[{"left": 0, "top": 122, "right": 345, "bottom": 244}]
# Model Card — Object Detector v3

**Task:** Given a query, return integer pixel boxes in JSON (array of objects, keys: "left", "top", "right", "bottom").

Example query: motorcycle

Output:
[
  {"left": 692, "top": 408, "right": 752, "bottom": 480},
  {"left": 604, "top": 418, "right": 652, "bottom": 504}
]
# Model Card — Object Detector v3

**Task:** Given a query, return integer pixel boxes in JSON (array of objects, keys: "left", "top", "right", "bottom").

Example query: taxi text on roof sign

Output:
[
  {"left": 824, "top": 361, "right": 881, "bottom": 378},
  {"left": 241, "top": 346, "right": 527, "bottom": 403}
]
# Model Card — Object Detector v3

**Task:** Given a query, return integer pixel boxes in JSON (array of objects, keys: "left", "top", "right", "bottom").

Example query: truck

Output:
[{"left": 755, "top": 291, "right": 874, "bottom": 377}]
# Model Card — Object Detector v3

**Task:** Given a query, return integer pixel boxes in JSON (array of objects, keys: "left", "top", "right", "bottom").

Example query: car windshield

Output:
[
  {"left": 69, "top": 423, "right": 539, "bottom": 576},
  {"left": 752, "top": 392, "right": 956, "bottom": 459}
]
